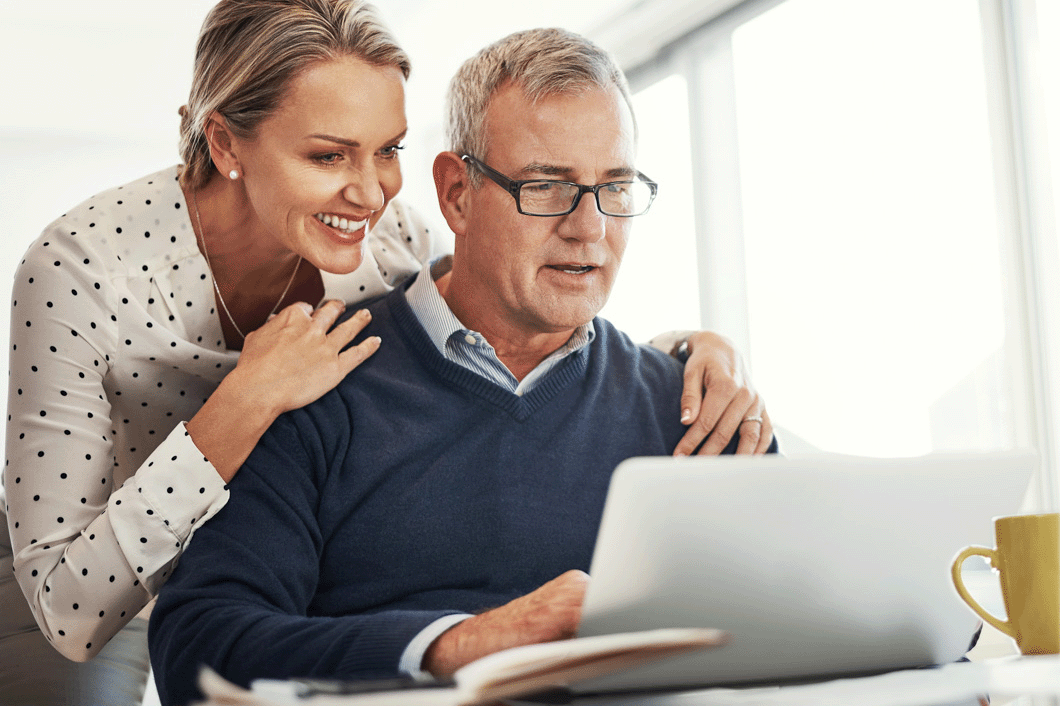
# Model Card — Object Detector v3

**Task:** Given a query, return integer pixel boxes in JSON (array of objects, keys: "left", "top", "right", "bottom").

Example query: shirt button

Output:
[{"left": 463, "top": 333, "right": 477, "bottom": 345}]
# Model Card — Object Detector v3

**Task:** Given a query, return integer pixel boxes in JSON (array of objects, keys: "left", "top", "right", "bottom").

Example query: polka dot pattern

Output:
[{"left": 1, "top": 166, "right": 445, "bottom": 662}]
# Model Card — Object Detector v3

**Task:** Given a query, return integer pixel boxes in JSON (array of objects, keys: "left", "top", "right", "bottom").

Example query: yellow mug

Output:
[{"left": 951, "top": 512, "right": 1059, "bottom": 655}]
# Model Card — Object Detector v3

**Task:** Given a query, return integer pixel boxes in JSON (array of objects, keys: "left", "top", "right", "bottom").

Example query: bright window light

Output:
[
  {"left": 732, "top": 0, "right": 1010, "bottom": 456},
  {"left": 601, "top": 74, "right": 700, "bottom": 343}
]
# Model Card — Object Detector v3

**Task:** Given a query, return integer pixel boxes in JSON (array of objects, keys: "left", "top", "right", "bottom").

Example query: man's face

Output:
[{"left": 459, "top": 81, "right": 637, "bottom": 337}]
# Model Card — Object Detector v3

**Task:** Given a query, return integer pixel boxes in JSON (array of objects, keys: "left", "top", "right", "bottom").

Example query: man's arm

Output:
[
  {"left": 147, "top": 417, "right": 462, "bottom": 706},
  {"left": 422, "top": 570, "right": 589, "bottom": 677}
]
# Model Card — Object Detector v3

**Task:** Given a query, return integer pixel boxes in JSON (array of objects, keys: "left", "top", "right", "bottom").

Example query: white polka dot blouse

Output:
[{"left": 1, "top": 166, "right": 446, "bottom": 661}]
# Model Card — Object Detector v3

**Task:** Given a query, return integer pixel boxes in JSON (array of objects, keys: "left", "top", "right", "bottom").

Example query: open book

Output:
[{"left": 195, "top": 628, "right": 729, "bottom": 705}]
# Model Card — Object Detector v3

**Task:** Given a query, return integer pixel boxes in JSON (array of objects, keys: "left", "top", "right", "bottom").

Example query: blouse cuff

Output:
[{"left": 109, "top": 423, "right": 229, "bottom": 594}]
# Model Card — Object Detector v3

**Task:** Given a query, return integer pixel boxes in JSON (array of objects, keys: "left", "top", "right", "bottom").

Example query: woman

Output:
[{"left": 0, "top": 1, "right": 770, "bottom": 703}]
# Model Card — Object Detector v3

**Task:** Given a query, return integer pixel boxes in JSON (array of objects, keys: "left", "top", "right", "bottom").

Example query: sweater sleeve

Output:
[
  {"left": 148, "top": 412, "right": 459, "bottom": 706},
  {"left": 4, "top": 230, "right": 229, "bottom": 662}
]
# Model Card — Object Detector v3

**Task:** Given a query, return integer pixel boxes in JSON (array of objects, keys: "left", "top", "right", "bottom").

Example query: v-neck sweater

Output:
[{"left": 150, "top": 281, "right": 714, "bottom": 703}]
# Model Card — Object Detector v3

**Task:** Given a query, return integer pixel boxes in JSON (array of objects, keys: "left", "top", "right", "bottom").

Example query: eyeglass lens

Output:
[{"left": 519, "top": 181, "right": 654, "bottom": 216}]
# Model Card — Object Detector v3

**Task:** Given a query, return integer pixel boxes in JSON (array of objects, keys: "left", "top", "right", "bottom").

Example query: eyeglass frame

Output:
[{"left": 460, "top": 154, "right": 658, "bottom": 218}]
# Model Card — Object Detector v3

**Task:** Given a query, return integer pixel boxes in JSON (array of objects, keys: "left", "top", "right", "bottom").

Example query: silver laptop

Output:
[{"left": 575, "top": 452, "right": 1035, "bottom": 693}]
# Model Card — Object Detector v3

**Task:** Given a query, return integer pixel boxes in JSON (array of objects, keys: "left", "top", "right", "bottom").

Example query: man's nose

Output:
[
  {"left": 560, "top": 190, "right": 607, "bottom": 243},
  {"left": 342, "top": 164, "right": 385, "bottom": 211}
]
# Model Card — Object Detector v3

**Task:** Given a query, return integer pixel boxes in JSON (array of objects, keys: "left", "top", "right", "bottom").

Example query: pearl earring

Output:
[{"left": 228, "top": 169, "right": 239, "bottom": 180}]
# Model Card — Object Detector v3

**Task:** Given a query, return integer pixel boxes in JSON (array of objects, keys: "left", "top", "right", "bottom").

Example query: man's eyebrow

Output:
[{"left": 519, "top": 163, "right": 637, "bottom": 180}]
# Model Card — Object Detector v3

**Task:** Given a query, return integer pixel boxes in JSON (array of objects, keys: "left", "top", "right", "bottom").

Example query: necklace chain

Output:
[{"left": 191, "top": 190, "right": 302, "bottom": 341}]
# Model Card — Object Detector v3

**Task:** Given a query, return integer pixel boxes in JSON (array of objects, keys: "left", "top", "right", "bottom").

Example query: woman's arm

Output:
[
  {"left": 190, "top": 197, "right": 439, "bottom": 480},
  {"left": 5, "top": 233, "right": 207, "bottom": 661},
  {"left": 650, "top": 330, "right": 773, "bottom": 456},
  {"left": 185, "top": 302, "right": 379, "bottom": 481},
  {"left": 4, "top": 233, "right": 378, "bottom": 661}
]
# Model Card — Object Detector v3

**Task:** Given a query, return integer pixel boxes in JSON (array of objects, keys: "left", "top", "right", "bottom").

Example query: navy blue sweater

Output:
[{"left": 149, "top": 285, "right": 761, "bottom": 705}]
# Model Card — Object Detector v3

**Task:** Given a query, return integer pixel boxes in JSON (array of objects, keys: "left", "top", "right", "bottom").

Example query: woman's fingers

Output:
[
  {"left": 734, "top": 399, "right": 765, "bottom": 455},
  {"left": 338, "top": 334, "right": 382, "bottom": 374},
  {"left": 671, "top": 330, "right": 774, "bottom": 456},
  {"left": 328, "top": 307, "right": 373, "bottom": 347},
  {"left": 672, "top": 368, "right": 735, "bottom": 456},
  {"left": 307, "top": 299, "right": 346, "bottom": 332},
  {"left": 755, "top": 410, "right": 775, "bottom": 454},
  {"left": 694, "top": 387, "right": 754, "bottom": 456},
  {"left": 237, "top": 301, "right": 382, "bottom": 416}
]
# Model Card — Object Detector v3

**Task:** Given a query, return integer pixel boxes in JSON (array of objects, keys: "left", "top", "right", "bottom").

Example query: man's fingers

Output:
[
  {"left": 425, "top": 570, "right": 590, "bottom": 677},
  {"left": 547, "top": 569, "right": 590, "bottom": 598}
]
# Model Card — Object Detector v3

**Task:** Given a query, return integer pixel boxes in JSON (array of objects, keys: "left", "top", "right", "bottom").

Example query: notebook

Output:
[{"left": 575, "top": 451, "right": 1036, "bottom": 693}]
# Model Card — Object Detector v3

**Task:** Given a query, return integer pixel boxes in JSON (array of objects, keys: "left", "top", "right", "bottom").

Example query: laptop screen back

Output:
[{"left": 576, "top": 452, "right": 1035, "bottom": 692}]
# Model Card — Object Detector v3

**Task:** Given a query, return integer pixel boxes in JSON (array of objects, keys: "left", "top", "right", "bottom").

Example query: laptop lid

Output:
[{"left": 576, "top": 452, "right": 1036, "bottom": 692}]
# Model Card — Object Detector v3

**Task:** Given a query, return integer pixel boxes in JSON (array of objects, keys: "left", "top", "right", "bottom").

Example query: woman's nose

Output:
[{"left": 342, "top": 164, "right": 385, "bottom": 211}]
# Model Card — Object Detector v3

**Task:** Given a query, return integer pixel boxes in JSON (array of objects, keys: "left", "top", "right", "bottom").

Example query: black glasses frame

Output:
[{"left": 461, "top": 155, "right": 658, "bottom": 217}]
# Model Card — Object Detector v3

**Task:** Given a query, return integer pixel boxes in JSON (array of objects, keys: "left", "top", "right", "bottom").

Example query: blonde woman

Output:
[{"left": 0, "top": 1, "right": 769, "bottom": 703}]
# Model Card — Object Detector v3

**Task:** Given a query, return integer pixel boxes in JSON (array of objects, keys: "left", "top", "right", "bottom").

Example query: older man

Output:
[{"left": 149, "top": 27, "right": 776, "bottom": 706}]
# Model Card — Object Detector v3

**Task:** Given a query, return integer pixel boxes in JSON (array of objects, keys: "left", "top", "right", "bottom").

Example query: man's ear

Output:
[
  {"left": 433, "top": 151, "right": 472, "bottom": 237},
  {"left": 203, "top": 112, "right": 241, "bottom": 178}
]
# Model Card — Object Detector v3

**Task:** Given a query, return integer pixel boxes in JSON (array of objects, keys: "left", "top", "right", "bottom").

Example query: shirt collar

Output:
[{"left": 404, "top": 257, "right": 595, "bottom": 360}]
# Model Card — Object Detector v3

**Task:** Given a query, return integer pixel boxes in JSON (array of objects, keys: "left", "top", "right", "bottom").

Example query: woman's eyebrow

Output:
[
  {"left": 306, "top": 128, "right": 408, "bottom": 148},
  {"left": 308, "top": 133, "right": 360, "bottom": 147}
]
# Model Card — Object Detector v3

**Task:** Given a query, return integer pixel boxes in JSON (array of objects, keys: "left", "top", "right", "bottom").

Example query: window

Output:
[
  {"left": 606, "top": 0, "right": 1059, "bottom": 503},
  {"left": 600, "top": 75, "right": 700, "bottom": 342},
  {"left": 732, "top": 0, "right": 1008, "bottom": 457}
]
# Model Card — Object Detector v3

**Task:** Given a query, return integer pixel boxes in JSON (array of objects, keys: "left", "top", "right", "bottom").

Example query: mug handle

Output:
[{"left": 950, "top": 546, "right": 1015, "bottom": 638}]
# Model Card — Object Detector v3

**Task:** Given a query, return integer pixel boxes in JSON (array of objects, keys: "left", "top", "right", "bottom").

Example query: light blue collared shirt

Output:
[
  {"left": 396, "top": 256, "right": 596, "bottom": 678},
  {"left": 404, "top": 256, "right": 595, "bottom": 396}
]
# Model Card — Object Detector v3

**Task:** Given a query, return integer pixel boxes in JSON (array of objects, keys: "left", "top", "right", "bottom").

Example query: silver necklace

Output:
[{"left": 191, "top": 190, "right": 302, "bottom": 341}]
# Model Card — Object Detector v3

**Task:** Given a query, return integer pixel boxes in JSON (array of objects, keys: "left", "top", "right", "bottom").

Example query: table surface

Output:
[{"left": 183, "top": 569, "right": 1059, "bottom": 706}]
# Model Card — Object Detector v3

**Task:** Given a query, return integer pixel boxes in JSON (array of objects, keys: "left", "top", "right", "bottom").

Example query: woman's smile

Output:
[{"left": 314, "top": 212, "right": 370, "bottom": 235}]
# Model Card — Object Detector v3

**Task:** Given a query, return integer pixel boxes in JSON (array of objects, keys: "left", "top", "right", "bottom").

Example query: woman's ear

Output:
[
  {"left": 203, "top": 112, "right": 241, "bottom": 179},
  {"left": 433, "top": 151, "right": 472, "bottom": 237}
]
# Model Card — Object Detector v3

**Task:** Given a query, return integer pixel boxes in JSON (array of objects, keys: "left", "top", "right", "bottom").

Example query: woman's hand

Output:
[
  {"left": 237, "top": 300, "right": 380, "bottom": 417},
  {"left": 672, "top": 331, "right": 773, "bottom": 456},
  {"left": 187, "top": 300, "right": 379, "bottom": 481}
]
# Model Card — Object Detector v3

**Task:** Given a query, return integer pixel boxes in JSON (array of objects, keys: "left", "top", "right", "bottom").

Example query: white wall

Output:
[{"left": 0, "top": 0, "right": 637, "bottom": 414}]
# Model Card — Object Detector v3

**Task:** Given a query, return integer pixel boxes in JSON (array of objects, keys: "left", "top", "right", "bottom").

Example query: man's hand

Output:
[
  {"left": 422, "top": 570, "right": 589, "bottom": 677},
  {"left": 672, "top": 331, "right": 773, "bottom": 456}
]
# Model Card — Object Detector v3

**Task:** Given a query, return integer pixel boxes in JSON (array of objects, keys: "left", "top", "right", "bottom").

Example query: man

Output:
[{"left": 150, "top": 27, "right": 776, "bottom": 706}]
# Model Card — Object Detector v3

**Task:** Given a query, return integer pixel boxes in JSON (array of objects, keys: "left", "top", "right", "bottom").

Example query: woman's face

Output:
[{"left": 230, "top": 55, "right": 407, "bottom": 275}]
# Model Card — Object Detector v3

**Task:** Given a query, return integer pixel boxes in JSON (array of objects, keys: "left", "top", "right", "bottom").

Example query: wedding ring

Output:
[{"left": 742, "top": 416, "right": 763, "bottom": 425}]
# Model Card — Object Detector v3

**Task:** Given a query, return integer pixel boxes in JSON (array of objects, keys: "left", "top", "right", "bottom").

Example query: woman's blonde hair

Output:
[
  {"left": 444, "top": 28, "right": 635, "bottom": 187},
  {"left": 179, "top": 0, "right": 410, "bottom": 190}
]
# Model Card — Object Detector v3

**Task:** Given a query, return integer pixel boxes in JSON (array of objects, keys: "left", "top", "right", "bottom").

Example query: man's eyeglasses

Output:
[{"left": 461, "top": 155, "right": 658, "bottom": 217}]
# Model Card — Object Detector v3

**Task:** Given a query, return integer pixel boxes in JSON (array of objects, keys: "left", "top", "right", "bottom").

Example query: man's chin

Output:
[{"left": 533, "top": 304, "right": 605, "bottom": 333}]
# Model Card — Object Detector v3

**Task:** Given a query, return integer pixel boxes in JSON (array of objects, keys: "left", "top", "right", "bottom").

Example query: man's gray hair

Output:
[{"left": 444, "top": 28, "right": 636, "bottom": 186}]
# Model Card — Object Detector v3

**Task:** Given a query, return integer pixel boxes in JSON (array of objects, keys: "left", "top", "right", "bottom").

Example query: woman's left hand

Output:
[{"left": 672, "top": 331, "right": 773, "bottom": 456}]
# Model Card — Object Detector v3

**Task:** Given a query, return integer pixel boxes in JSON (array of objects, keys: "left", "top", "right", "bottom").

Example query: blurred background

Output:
[{"left": 1, "top": 0, "right": 1058, "bottom": 496}]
